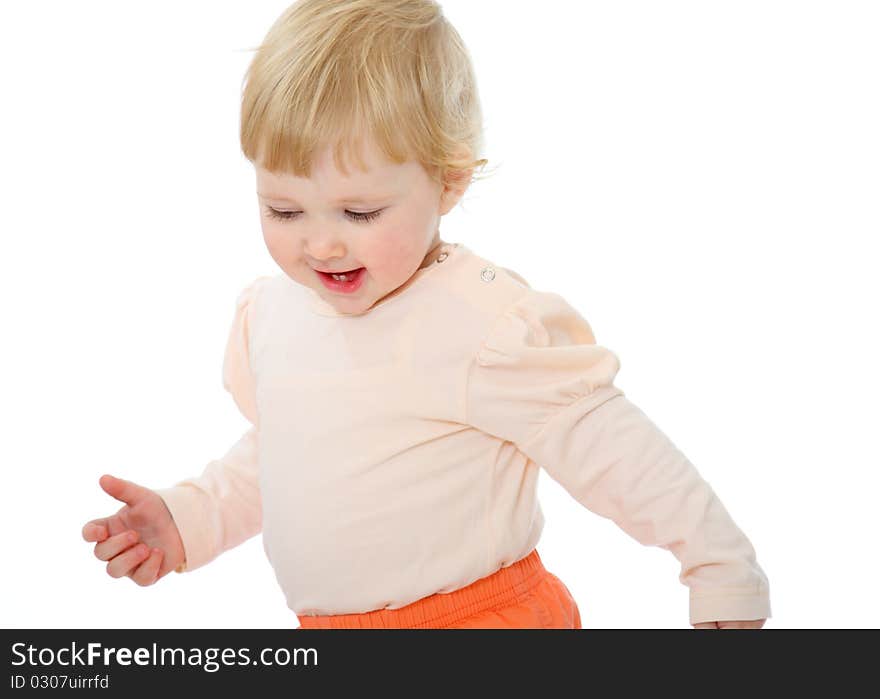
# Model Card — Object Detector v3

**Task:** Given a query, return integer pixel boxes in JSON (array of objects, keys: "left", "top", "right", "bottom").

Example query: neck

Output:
[{"left": 419, "top": 238, "right": 447, "bottom": 270}]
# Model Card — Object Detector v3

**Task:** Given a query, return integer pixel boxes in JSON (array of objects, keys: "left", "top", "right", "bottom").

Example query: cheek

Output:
[
  {"left": 365, "top": 228, "right": 422, "bottom": 277},
  {"left": 262, "top": 224, "right": 298, "bottom": 267},
  {"left": 365, "top": 208, "right": 434, "bottom": 273}
]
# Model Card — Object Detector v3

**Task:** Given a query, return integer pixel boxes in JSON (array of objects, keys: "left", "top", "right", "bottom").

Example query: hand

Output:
[
  {"left": 82, "top": 474, "right": 186, "bottom": 586},
  {"left": 693, "top": 619, "right": 767, "bottom": 629}
]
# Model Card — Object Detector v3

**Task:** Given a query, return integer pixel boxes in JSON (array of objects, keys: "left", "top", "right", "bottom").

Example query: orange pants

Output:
[{"left": 296, "top": 549, "right": 581, "bottom": 629}]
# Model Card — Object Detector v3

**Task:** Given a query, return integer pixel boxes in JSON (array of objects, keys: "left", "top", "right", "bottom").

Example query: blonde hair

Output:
[{"left": 239, "top": 0, "right": 493, "bottom": 189}]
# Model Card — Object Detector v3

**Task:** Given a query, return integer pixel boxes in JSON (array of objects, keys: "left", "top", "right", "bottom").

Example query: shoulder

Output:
[
  {"left": 403, "top": 244, "right": 552, "bottom": 382},
  {"left": 229, "top": 273, "right": 290, "bottom": 325},
  {"left": 438, "top": 243, "right": 535, "bottom": 331},
  {"left": 229, "top": 274, "right": 272, "bottom": 314},
  {"left": 432, "top": 244, "right": 608, "bottom": 356},
  {"left": 436, "top": 243, "right": 595, "bottom": 346}
]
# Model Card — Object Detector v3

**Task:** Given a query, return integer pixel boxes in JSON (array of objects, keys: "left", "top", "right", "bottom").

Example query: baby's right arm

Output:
[
  {"left": 154, "top": 427, "right": 261, "bottom": 573},
  {"left": 83, "top": 277, "right": 267, "bottom": 584},
  {"left": 155, "top": 279, "right": 268, "bottom": 572},
  {"left": 157, "top": 277, "right": 269, "bottom": 572},
  {"left": 82, "top": 427, "right": 261, "bottom": 584}
]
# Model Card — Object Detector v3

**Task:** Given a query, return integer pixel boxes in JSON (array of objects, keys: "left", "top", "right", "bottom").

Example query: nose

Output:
[{"left": 304, "top": 228, "right": 347, "bottom": 264}]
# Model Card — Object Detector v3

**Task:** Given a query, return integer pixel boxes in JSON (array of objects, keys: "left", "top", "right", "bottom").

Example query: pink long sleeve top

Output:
[{"left": 155, "top": 242, "right": 771, "bottom": 625}]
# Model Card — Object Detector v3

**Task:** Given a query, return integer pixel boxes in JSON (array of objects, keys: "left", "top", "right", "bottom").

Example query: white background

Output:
[{"left": 1, "top": 1, "right": 877, "bottom": 629}]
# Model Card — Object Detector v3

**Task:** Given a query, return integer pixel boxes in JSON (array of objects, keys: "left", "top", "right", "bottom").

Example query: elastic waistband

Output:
[{"left": 297, "top": 549, "right": 547, "bottom": 629}]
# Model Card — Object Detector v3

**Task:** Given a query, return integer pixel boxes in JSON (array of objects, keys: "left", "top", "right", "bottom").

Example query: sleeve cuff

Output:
[
  {"left": 689, "top": 587, "right": 772, "bottom": 626},
  {"left": 155, "top": 486, "right": 218, "bottom": 574}
]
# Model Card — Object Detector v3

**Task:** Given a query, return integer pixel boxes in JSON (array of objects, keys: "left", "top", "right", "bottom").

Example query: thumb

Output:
[{"left": 99, "top": 474, "right": 149, "bottom": 507}]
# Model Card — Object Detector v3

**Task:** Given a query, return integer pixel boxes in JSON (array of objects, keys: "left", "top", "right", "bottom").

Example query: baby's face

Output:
[{"left": 255, "top": 138, "right": 460, "bottom": 315}]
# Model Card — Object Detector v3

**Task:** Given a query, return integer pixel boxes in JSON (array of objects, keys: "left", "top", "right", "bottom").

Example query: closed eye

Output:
[{"left": 264, "top": 207, "right": 383, "bottom": 223}]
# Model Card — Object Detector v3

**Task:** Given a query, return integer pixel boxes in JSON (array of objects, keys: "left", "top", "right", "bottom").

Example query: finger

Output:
[
  {"left": 99, "top": 474, "right": 149, "bottom": 507},
  {"left": 129, "top": 548, "right": 164, "bottom": 587},
  {"left": 692, "top": 622, "right": 719, "bottom": 629},
  {"left": 106, "top": 543, "right": 151, "bottom": 579},
  {"left": 82, "top": 520, "right": 110, "bottom": 542},
  {"left": 93, "top": 530, "right": 140, "bottom": 562}
]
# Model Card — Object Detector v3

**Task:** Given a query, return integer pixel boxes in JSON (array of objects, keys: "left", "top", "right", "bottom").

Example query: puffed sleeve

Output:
[
  {"left": 466, "top": 289, "right": 772, "bottom": 625},
  {"left": 155, "top": 277, "right": 271, "bottom": 573}
]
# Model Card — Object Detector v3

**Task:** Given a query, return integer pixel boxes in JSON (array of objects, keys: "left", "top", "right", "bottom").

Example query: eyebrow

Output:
[{"left": 257, "top": 192, "right": 386, "bottom": 205}]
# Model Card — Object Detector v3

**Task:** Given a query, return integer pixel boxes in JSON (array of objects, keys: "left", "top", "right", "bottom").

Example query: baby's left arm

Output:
[
  {"left": 519, "top": 391, "right": 771, "bottom": 627},
  {"left": 466, "top": 289, "right": 771, "bottom": 627}
]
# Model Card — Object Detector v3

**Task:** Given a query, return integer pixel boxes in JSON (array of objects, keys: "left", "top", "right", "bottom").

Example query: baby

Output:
[{"left": 81, "top": 0, "right": 770, "bottom": 629}]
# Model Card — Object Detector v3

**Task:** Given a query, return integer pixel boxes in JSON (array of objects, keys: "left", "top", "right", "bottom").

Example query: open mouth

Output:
[
  {"left": 315, "top": 267, "right": 366, "bottom": 293},
  {"left": 320, "top": 268, "right": 362, "bottom": 279}
]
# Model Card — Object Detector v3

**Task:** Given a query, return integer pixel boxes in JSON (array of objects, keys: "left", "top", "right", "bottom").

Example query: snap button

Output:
[{"left": 481, "top": 266, "right": 496, "bottom": 282}]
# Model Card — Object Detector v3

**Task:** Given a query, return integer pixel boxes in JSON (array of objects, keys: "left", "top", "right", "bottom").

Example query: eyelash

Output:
[{"left": 264, "top": 207, "right": 383, "bottom": 224}]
